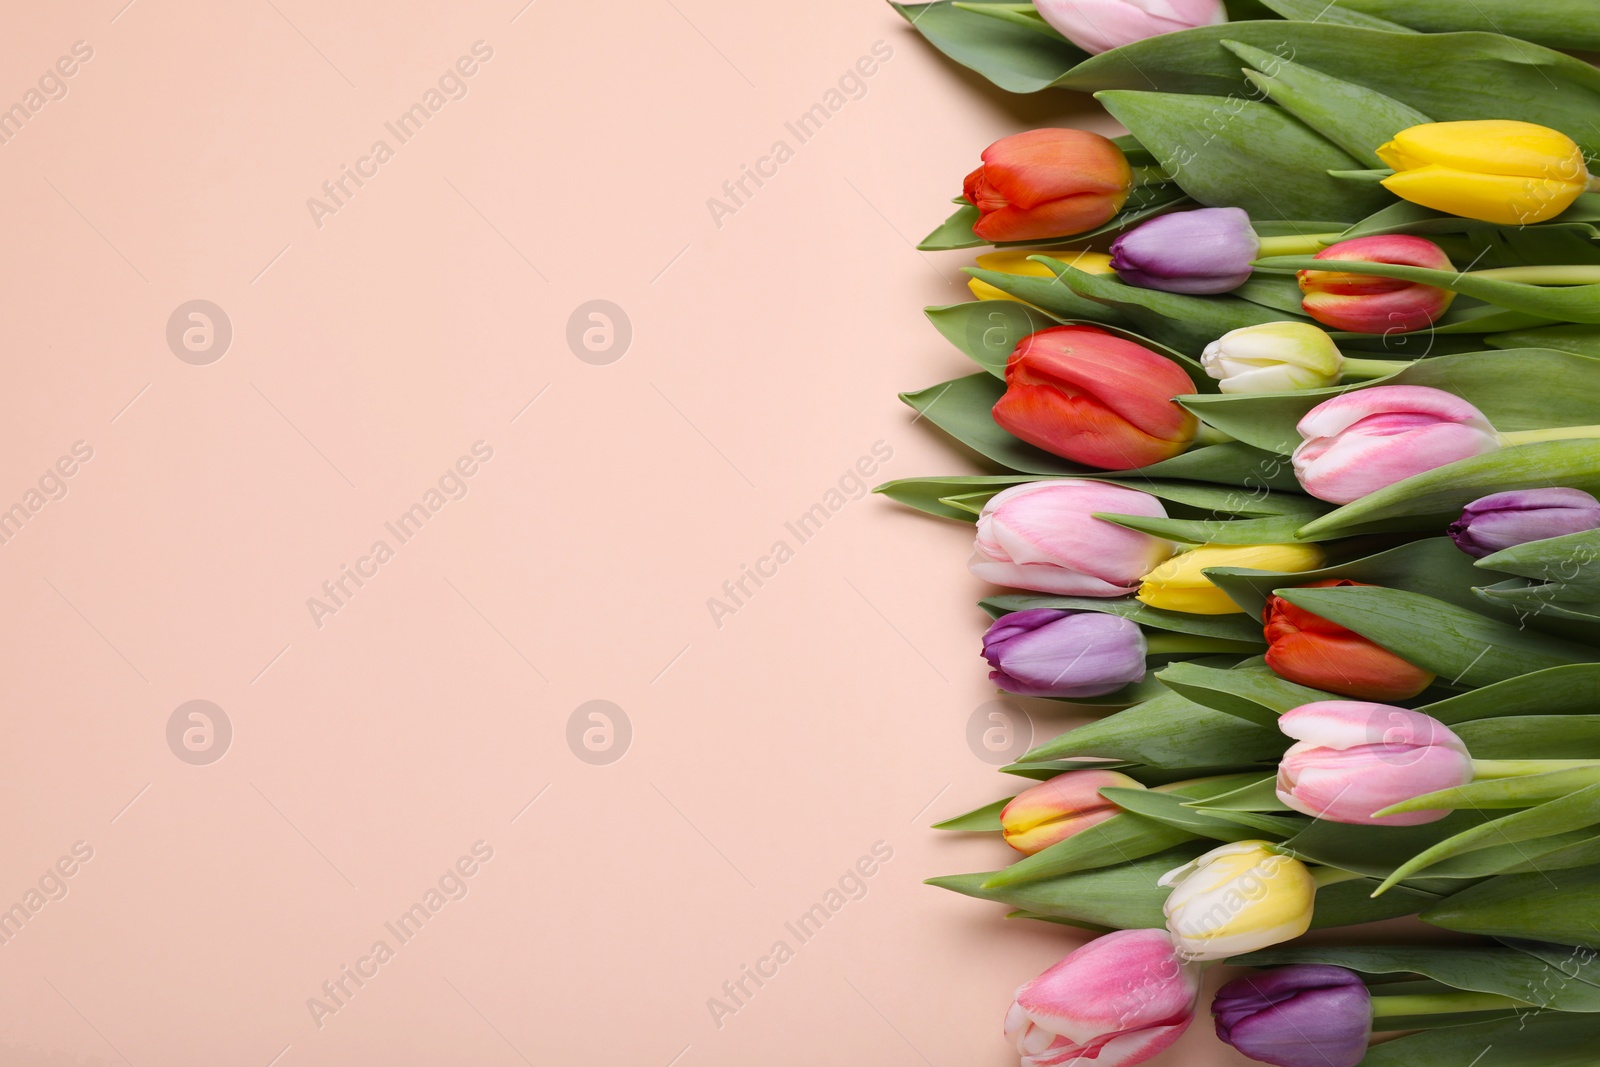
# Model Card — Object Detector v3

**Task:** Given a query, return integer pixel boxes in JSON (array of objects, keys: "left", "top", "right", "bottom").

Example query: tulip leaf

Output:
[
  {"left": 1224, "top": 39, "right": 1432, "bottom": 167},
  {"left": 872, "top": 474, "right": 1037, "bottom": 522},
  {"left": 1183, "top": 775, "right": 1292, "bottom": 811},
  {"left": 1273, "top": 586, "right": 1600, "bottom": 687},
  {"left": 1282, "top": 811, "right": 1492, "bottom": 876},
  {"left": 1477, "top": 529, "right": 1600, "bottom": 586},
  {"left": 1230, "top": 273, "right": 1308, "bottom": 316},
  {"left": 1096, "top": 90, "right": 1393, "bottom": 221},
  {"left": 1099, "top": 786, "right": 1300, "bottom": 842},
  {"left": 931, "top": 796, "right": 1010, "bottom": 832},
  {"left": 982, "top": 813, "right": 1196, "bottom": 887},
  {"left": 1154, "top": 661, "right": 1327, "bottom": 727},
  {"left": 1420, "top": 829, "right": 1600, "bottom": 880},
  {"left": 1129, "top": 442, "right": 1305, "bottom": 491},
  {"left": 918, "top": 202, "right": 986, "bottom": 251},
  {"left": 1231, "top": 945, "right": 1600, "bottom": 1012},
  {"left": 1297, "top": 440, "right": 1600, "bottom": 539},
  {"left": 890, "top": 2, "right": 1085, "bottom": 96},
  {"left": 925, "top": 846, "right": 1202, "bottom": 928},
  {"left": 1205, "top": 539, "right": 1499, "bottom": 618},
  {"left": 1488, "top": 324, "right": 1600, "bottom": 357},
  {"left": 1056, "top": 24, "right": 1600, "bottom": 161},
  {"left": 1420, "top": 663, "right": 1600, "bottom": 725},
  {"left": 981, "top": 594, "right": 1267, "bottom": 644},
  {"left": 1311, "top": 877, "right": 1438, "bottom": 928},
  {"left": 1457, "top": 717, "right": 1600, "bottom": 761},
  {"left": 925, "top": 300, "right": 1084, "bottom": 377},
  {"left": 1422, "top": 860, "right": 1600, "bottom": 949},
  {"left": 1363, "top": 1012, "right": 1600, "bottom": 1067},
  {"left": 1253, "top": 0, "right": 1414, "bottom": 30},
  {"left": 1334, "top": 0, "right": 1600, "bottom": 52},
  {"left": 1503, "top": 940, "right": 1600, "bottom": 990},
  {"left": 1179, "top": 349, "right": 1600, "bottom": 456},
  {"left": 1384, "top": 768, "right": 1600, "bottom": 816},
  {"left": 1099, "top": 511, "right": 1326, "bottom": 546},
  {"left": 1020, "top": 688, "right": 1288, "bottom": 767},
  {"left": 873, "top": 471, "right": 1318, "bottom": 524},
  {"left": 1259, "top": 255, "right": 1600, "bottom": 324}
]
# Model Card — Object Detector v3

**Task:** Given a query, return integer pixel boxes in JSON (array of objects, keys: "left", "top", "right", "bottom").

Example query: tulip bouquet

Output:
[{"left": 879, "top": 2, "right": 1600, "bottom": 1065}]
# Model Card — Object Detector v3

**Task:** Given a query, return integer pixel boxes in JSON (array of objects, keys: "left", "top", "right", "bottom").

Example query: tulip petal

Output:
[{"left": 1381, "top": 164, "right": 1584, "bottom": 226}]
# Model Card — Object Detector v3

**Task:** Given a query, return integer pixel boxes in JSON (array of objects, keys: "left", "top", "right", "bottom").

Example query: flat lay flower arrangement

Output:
[{"left": 879, "top": 1, "right": 1600, "bottom": 1065}]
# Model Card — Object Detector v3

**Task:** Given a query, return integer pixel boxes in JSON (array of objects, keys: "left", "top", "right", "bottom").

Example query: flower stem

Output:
[
  {"left": 1471, "top": 758, "right": 1600, "bottom": 779},
  {"left": 1339, "top": 357, "right": 1403, "bottom": 380},
  {"left": 1257, "top": 233, "right": 1342, "bottom": 257},
  {"left": 1370, "top": 991, "right": 1533, "bottom": 1019},
  {"left": 1501, "top": 425, "right": 1600, "bottom": 445},
  {"left": 1143, "top": 634, "right": 1262, "bottom": 655},
  {"left": 1470, "top": 265, "right": 1600, "bottom": 284}
]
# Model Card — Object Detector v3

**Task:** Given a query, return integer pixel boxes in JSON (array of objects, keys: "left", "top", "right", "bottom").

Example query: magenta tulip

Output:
[
  {"left": 1292, "top": 385, "right": 1501, "bottom": 504},
  {"left": 970, "top": 481, "right": 1177, "bottom": 595},
  {"left": 1005, "top": 928, "right": 1203, "bottom": 1067},
  {"left": 1032, "top": 0, "right": 1227, "bottom": 55},
  {"left": 983, "top": 609, "right": 1148, "bottom": 698},
  {"left": 1276, "top": 702, "right": 1474, "bottom": 826},
  {"left": 1450, "top": 488, "right": 1600, "bottom": 558}
]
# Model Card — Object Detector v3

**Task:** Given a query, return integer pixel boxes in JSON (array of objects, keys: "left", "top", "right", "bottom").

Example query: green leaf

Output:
[
  {"left": 1282, "top": 811, "right": 1491, "bottom": 877},
  {"left": 1363, "top": 1012, "right": 1600, "bottom": 1067},
  {"left": 1254, "top": 0, "right": 1414, "bottom": 30},
  {"left": 1099, "top": 785, "right": 1300, "bottom": 842},
  {"left": 932, "top": 796, "right": 1010, "bottom": 832},
  {"left": 1311, "top": 876, "right": 1439, "bottom": 928},
  {"left": 1384, "top": 769, "right": 1600, "bottom": 816},
  {"left": 926, "top": 847, "right": 1199, "bottom": 928},
  {"left": 1184, "top": 775, "right": 1291, "bottom": 811},
  {"left": 1232, "top": 944, "right": 1600, "bottom": 1011},
  {"left": 1423, "top": 863, "right": 1600, "bottom": 949},
  {"left": 983, "top": 813, "right": 1196, "bottom": 886},
  {"left": 1224, "top": 39, "right": 1431, "bottom": 167},
  {"left": 1421, "top": 664, "right": 1600, "bottom": 725},
  {"left": 1205, "top": 538, "right": 1492, "bottom": 618},
  {"left": 1457, "top": 717, "right": 1600, "bottom": 760},
  {"left": 1336, "top": 0, "right": 1600, "bottom": 52},
  {"left": 1129, "top": 442, "right": 1305, "bottom": 491},
  {"left": 981, "top": 594, "right": 1267, "bottom": 644},
  {"left": 1478, "top": 529, "right": 1600, "bottom": 586},
  {"left": 1096, "top": 90, "right": 1392, "bottom": 221},
  {"left": 1488, "top": 324, "right": 1600, "bottom": 357},
  {"left": 873, "top": 474, "right": 1037, "bottom": 522},
  {"left": 1297, "top": 440, "right": 1600, "bottom": 539},
  {"left": 891, "top": 2, "right": 1085, "bottom": 96},
  {"left": 1021, "top": 688, "right": 1288, "bottom": 766},
  {"left": 1153, "top": 661, "right": 1327, "bottom": 727},
  {"left": 918, "top": 201, "right": 985, "bottom": 251},
  {"left": 1101, "top": 511, "right": 1328, "bottom": 546},
  {"left": 925, "top": 300, "right": 1077, "bottom": 377},
  {"left": 1272, "top": 585, "right": 1600, "bottom": 687},
  {"left": 949, "top": 1, "right": 1066, "bottom": 41}
]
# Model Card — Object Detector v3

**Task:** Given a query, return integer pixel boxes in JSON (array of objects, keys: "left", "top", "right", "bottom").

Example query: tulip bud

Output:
[
  {"left": 969, "top": 249, "right": 1115, "bottom": 302},
  {"left": 1111, "top": 207, "right": 1260, "bottom": 294},
  {"left": 983, "top": 609, "right": 1148, "bottom": 699},
  {"left": 1449, "top": 488, "right": 1600, "bottom": 558},
  {"left": 1033, "top": 0, "right": 1227, "bottom": 55},
  {"left": 1213, "top": 965, "right": 1371, "bottom": 1067},
  {"left": 1005, "top": 928, "right": 1203, "bottom": 1067},
  {"left": 1201, "top": 322, "right": 1344, "bottom": 394},
  {"left": 1275, "top": 701, "right": 1474, "bottom": 826},
  {"left": 1000, "top": 769, "right": 1145, "bottom": 855},
  {"left": 1297, "top": 235, "right": 1455, "bottom": 334},
  {"left": 1378, "top": 120, "right": 1591, "bottom": 226},
  {"left": 970, "top": 481, "right": 1178, "bottom": 595},
  {"left": 1293, "top": 385, "right": 1501, "bottom": 504},
  {"left": 1264, "top": 580, "right": 1435, "bottom": 700},
  {"left": 1136, "top": 543, "right": 1326, "bottom": 616},
  {"left": 1159, "top": 841, "right": 1316, "bottom": 961},
  {"left": 993, "top": 325, "right": 1199, "bottom": 470},
  {"left": 964, "top": 129, "right": 1134, "bottom": 243}
]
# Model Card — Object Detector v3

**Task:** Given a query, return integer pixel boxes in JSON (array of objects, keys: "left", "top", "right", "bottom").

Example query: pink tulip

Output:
[
  {"left": 971, "top": 481, "right": 1177, "bottom": 595},
  {"left": 1276, "top": 701, "right": 1474, "bottom": 826},
  {"left": 1001, "top": 769, "right": 1144, "bottom": 855},
  {"left": 1292, "top": 385, "right": 1501, "bottom": 504},
  {"left": 1005, "top": 928, "right": 1203, "bottom": 1067},
  {"left": 1033, "top": 0, "right": 1228, "bottom": 56}
]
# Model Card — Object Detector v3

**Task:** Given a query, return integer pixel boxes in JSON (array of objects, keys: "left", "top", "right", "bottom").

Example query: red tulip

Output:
[
  {"left": 1264, "top": 580, "right": 1435, "bottom": 700},
  {"left": 993, "top": 325, "right": 1199, "bottom": 470},
  {"left": 1297, "top": 235, "right": 1455, "bottom": 334},
  {"left": 964, "top": 129, "right": 1133, "bottom": 243}
]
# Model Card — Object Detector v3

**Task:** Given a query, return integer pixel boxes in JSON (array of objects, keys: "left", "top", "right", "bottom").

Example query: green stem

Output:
[
  {"left": 1588, "top": 173, "right": 1600, "bottom": 194},
  {"left": 1501, "top": 424, "right": 1600, "bottom": 445},
  {"left": 1470, "top": 265, "right": 1600, "bottom": 285},
  {"left": 1471, "top": 758, "right": 1600, "bottom": 779},
  {"left": 1193, "top": 423, "right": 1236, "bottom": 447},
  {"left": 1339, "top": 356, "right": 1404, "bottom": 380},
  {"left": 1370, "top": 991, "right": 1533, "bottom": 1019},
  {"left": 1257, "top": 232, "right": 1342, "bottom": 257},
  {"left": 1143, "top": 634, "right": 1262, "bottom": 655}
]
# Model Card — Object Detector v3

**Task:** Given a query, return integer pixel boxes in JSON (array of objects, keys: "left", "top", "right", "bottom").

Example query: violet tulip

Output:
[
  {"left": 1449, "top": 488, "right": 1600, "bottom": 558},
  {"left": 1297, "top": 235, "right": 1456, "bottom": 334},
  {"left": 1033, "top": 0, "right": 1227, "bottom": 56},
  {"left": 983, "top": 609, "right": 1147, "bottom": 698},
  {"left": 1275, "top": 702, "right": 1473, "bottom": 826},
  {"left": 1213, "top": 965, "right": 1372, "bottom": 1067},
  {"left": 970, "top": 481, "right": 1177, "bottom": 596},
  {"left": 1110, "top": 207, "right": 1259, "bottom": 294},
  {"left": 1004, "top": 928, "right": 1203, "bottom": 1067},
  {"left": 1000, "top": 769, "right": 1144, "bottom": 855},
  {"left": 1292, "top": 385, "right": 1501, "bottom": 504}
]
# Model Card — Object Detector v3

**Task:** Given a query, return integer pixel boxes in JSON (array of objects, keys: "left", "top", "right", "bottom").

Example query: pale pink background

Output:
[{"left": 0, "top": 2, "right": 1379, "bottom": 1064}]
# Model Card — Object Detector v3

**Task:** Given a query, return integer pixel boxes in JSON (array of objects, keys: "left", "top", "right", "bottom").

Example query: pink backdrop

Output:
[{"left": 0, "top": 2, "right": 1369, "bottom": 1063}]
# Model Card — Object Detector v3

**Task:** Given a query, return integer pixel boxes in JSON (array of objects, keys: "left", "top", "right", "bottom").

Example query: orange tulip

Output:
[
  {"left": 1264, "top": 580, "right": 1435, "bottom": 700},
  {"left": 963, "top": 129, "right": 1133, "bottom": 243}
]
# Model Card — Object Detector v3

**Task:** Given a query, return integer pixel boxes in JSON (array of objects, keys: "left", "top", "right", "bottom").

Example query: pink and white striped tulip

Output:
[
  {"left": 1033, "top": 0, "right": 1227, "bottom": 56},
  {"left": 1292, "top": 385, "right": 1501, "bottom": 504},
  {"left": 1276, "top": 702, "right": 1474, "bottom": 826},
  {"left": 1004, "top": 928, "right": 1203, "bottom": 1067},
  {"left": 971, "top": 481, "right": 1178, "bottom": 595}
]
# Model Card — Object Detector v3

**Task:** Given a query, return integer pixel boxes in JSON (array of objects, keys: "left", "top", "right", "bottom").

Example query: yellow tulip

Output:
[
  {"left": 1136, "top": 543, "right": 1326, "bottom": 615},
  {"left": 1158, "top": 841, "right": 1316, "bottom": 961},
  {"left": 1377, "top": 120, "right": 1592, "bottom": 225},
  {"left": 968, "top": 249, "right": 1115, "bottom": 302}
]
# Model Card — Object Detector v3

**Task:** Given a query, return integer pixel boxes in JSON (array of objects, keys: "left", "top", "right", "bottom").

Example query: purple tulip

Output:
[
  {"left": 982, "top": 609, "right": 1147, "bottom": 699},
  {"left": 1213, "top": 965, "right": 1371, "bottom": 1067},
  {"left": 1449, "top": 487, "right": 1600, "bottom": 558},
  {"left": 1110, "top": 207, "right": 1260, "bottom": 294}
]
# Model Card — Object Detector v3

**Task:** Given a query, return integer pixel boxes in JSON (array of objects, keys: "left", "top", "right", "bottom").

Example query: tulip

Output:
[
  {"left": 1449, "top": 487, "right": 1600, "bottom": 558},
  {"left": 1110, "top": 207, "right": 1259, "bottom": 294},
  {"left": 983, "top": 609, "right": 1148, "bottom": 698},
  {"left": 970, "top": 480, "right": 1178, "bottom": 595},
  {"left": 1275, "top": 702, "right": 1474, "bottom": 826},
  {"left": 1213, "top": 965, "right": 1372, "bottom": 1067},
  {"left": 1263, "top": 580, "right": 1435, "bottom": 700},
  {"left": 969, "top": 249, "right": 1115, "bottom": 302},
  {"left": 1200, "top": 322, "right": 1345, "bottom": 394},
  {"left": 1378, "top": 120, "right": 1593, "bottom": 226},
  {"left": 1159, "top": 841, "right": 1316, "bottom": 961},
  {"left": 964, "top": 129, "right": 1133, "bottom": 243},
  {"left": 1297, "top": 235, "right": 1456, "bottom": 334},
  {"left": 1033, "top": 0, "right": 1227, "bottom": 56},
  {"left": 1000, "top": 769, "right": 1145, "bottom": 855},
  {"left": 1136, "top": 543, "right": 1326, "bottom": 616},
  {"left": 1292, "top": 385, "right": 1501, "bottom": 504},
  {"left": 1004, "top": 928, "right": 1203, "bottom": 1067},
  {"left": 993, "top": 325, "right": 1200, "bottom": 470}
]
